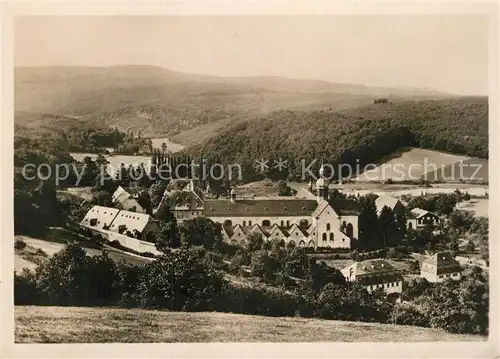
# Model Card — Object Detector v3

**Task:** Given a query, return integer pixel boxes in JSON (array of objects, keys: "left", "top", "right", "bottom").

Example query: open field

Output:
[
  {"left": 15, "top": 306, "right": 485, "bottom": 343},
  {"left": 14, "top": 231, "right": 151, "bottom": 273},
  {"left": 353, "top": 147, "right": 474, "bottom": 182},
  {"left": 456, "top": 199, "right": 489, "bottom": 218}
]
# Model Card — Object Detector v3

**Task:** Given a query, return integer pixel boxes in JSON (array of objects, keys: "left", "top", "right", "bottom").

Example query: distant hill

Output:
[
  {"left": 188, "top": 97, "right": 488, "bottom": 182},
  {"left": 15, "top": 65, "right": 453, "bottom": 139}
]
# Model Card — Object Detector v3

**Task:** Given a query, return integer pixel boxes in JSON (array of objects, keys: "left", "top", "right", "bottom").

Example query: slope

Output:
[
  {"left": 15, "top": 306, "right": 484, "bottom": 343},
  {"left": 187, "top": 97, "right": 488, "bottom": 181},
  {"left": 15, "top": 65, "right": 453, "bottom": 138}
]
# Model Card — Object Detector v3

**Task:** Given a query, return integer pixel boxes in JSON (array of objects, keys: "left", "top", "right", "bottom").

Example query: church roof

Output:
[{"left": 203, "top": 199, "right": 318, "bottom": 217}]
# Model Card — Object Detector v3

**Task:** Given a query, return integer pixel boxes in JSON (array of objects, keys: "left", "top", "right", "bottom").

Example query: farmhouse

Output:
[
  {"left": 406, "top": 208, "right": 442, "bottom": 229},
  {"left": 112, "top": 186, "right": 148, "bottom": 214},
  {"left": 202, "top": 168, "right": 359, "bottom": 249},
  {"left": 80, "top": 205, "right": 160, "bottom": 242},
  {"left": 341, "top": 259, "right": 403, "bottom": 296},
  {"left": 420, "top": 252, "right": 462, "bottom": 283},
  {"left": 155, "top": 180, "right": 204, "bottom": 221}
]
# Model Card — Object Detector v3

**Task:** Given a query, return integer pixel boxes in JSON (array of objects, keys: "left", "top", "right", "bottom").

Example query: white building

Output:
[
  {"left": 341, "top": 259, "right": 403, "bottom": 295},
  {"left": 420, "top": 252, "right": 462, "bottom": 283},
  {"left": 406, "top": 208, "right": 442, "bottom": 230},
  {"left": 202, "top": 169, "right": 359, "bottom": 249},
  {"left": 80, "top": 205, "right": 160, "bottom": 242},
  {"left": 111, "top": 186, "right": 148, "bottom": 214}
]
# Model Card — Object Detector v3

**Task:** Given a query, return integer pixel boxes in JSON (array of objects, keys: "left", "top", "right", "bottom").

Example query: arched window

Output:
[
  {"left": 322, "top": 233, "right": 327, "bottom": 242},
  {"left": 408, "top": 222, "right": 413, "bottom": 229},
  {"left": 286, "top": 220, "right": 290, "bottom": 227},
  {"left": 326, "top": 223, "right": 331, "bottom": 231},
  {"left": 287, "top": 241, "right": 296, "bottom": 249},
  {"left": 243, "top": 221, "right": 246, "bottom": 226},
  {"left": 329, "top": 233, "right": 334, "bottom": 241},
  {"left": 346, "top": 223, "right": 354, "bottom": 238},
  {"left": 262, "top": 220, "right": 270, "bottom": 227},
  {"left": 281, "top": 220, "right": 284, "bottom": 226},
  {"left": 299, "top": 240, "right": 306, "bottom": 247},
  {"left": 280, "top": 240, "right": 285, "bottom": 248},
  {"left": 249, "top": 221, "right": 252, "bottom": 226},
  {"left": 308, "top": 240, "right": 315, "bottom": 248}
]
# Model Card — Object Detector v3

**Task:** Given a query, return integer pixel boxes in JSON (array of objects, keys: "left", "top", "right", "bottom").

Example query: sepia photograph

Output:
[{"left": 2, "top": 3, "right": 498, "bottom": 357}]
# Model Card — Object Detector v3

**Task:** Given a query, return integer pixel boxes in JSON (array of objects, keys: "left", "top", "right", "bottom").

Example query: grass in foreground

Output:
[{"left": 15, "top": 306, "right": 485, "bottom": 343}]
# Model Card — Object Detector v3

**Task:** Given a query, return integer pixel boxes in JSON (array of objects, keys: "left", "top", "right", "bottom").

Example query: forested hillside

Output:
[
  {"left": 188, "top": 97, "right": 488, "bottom": 181},
  {"left": 15, "top": 66, "right": 452, "bottom": 139}
]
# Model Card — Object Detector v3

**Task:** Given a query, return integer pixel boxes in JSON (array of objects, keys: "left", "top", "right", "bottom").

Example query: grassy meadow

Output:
[{"left": 15, "top": 306, "right": 486, "bottom": 343}]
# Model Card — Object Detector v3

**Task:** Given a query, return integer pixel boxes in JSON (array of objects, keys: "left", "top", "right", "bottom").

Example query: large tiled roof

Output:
[
  {"left": 80, "top": 205, "right": 120, "bottom": 230},
  {"left": 108, "top": 209, "right": 155, "bottom": 234},
  {"left": 203, "top": 199, "right": 318, "bottom": 217},
  {"left": 330, "top": 199, "right": 361, "bottom": 216}
]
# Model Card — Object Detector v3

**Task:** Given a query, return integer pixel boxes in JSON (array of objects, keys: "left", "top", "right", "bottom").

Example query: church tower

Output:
[{"left": 316, "top": 164, "right": 330, "bottom": 202}]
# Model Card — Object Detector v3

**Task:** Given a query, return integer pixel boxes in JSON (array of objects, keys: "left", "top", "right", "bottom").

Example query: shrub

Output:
[
  {"left": 14, "top": 239, "right": 27, "bottom": 250},
  {"left": 135, "top": 247, "right": 227, "bottom": 311},
  {"left": 393, "top": 304, "right": 428, "bottom": 327},
  {"left": 14, "top": 269, "right": 40, "bottom": 305}
]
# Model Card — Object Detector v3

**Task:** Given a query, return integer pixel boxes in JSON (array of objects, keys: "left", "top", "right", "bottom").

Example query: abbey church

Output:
[{"left": 168, "top": 167, "right": 360, "bottom": 249}]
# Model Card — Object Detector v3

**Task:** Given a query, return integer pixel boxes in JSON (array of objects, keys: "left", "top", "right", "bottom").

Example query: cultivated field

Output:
[
  {"left": 15, "top": 306, "right": 485, "bottom": 343},
  {"left": 353, "top": 147, "right": 472, "bottom": 182}
]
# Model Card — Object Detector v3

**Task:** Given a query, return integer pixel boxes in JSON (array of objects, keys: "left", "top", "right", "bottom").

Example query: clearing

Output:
[
  {"left": 353, "top": 147, "right": 473, "bottom": 182},
  {"left": 15, "top": 306, "right": 485, "bottom": 343}
]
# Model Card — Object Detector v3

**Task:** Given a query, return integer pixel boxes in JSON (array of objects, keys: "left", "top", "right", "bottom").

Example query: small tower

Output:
[
  {"left": 316, "top": 165, "right": 330, "bottom": 202},
  {"left": 230, "top": 188, "right": 237, "bottom": 204}
]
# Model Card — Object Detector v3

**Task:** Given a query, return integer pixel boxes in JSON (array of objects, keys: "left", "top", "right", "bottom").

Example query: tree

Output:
[
  {"left": 155, "top": 221, "right": 180, "bottom": 252},
  {"left": 246, "top": 232, "right": 264, "bottom": 252},
  {"left": 179, "top": 217, "right": 223, "bottom": 249},
  {"left": 465, "top": 240, "right": 476, "bottom": 253},
  {"left": 358, "top": 195, "right": 379, "bottom": 247},
  {"left": 378, "top": 206, "right": 395, "bottom": 247},
  {"left": 155, "top": 202, "right": 174, "bottom": 223},
  {"left": 250, "top": 250, "right": 281, "bottom": 281},
  {"left": 277, "top": 180, "right": 296, "bottom": 197}
]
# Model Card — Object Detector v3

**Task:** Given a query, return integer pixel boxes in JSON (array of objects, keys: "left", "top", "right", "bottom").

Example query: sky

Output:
[{"left": 14, "top": 15, "right": 489, "bottom": 95}]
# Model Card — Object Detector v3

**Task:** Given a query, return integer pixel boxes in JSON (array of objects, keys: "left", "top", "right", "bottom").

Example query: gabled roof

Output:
[
  {"left": 203, "top": 199, "right": 317, "bottom": 217},
  {"left": 311, "top": 198, "right": 360, "bottom": 218},
  {"left": 268, "top": 224, "right": 287, "bottom": 239},
  {"left": 80, "top": 205, "right": 120, "bottom": 230},
  {"left": 287, "top": 223, "right": 309, "bottom": 239},
  {"left": 250, "top": 224, "right": 269, "bottom": 238},
  {"left": 231, "top": 224, "right": 246, "bottom": 240},
  {"left": 375, "top": 195, "right": 402, "bottom": 214},
  {"left": 108, "top": 209, "right": 155, "bottom": 234},
  {"left": 410, "top": 208, "right": 439, "bottom": 219},
  {"left": 344, "top": 259, "right": 400, "bottom": 277}
]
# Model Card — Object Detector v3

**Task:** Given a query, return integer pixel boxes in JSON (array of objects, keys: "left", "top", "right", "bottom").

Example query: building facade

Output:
[
  {"left": 341, "top": 259, "right": 403, "bottom": 295},
  {"left": 420, "top": 252, "right": 462, "bottom": 283}
]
